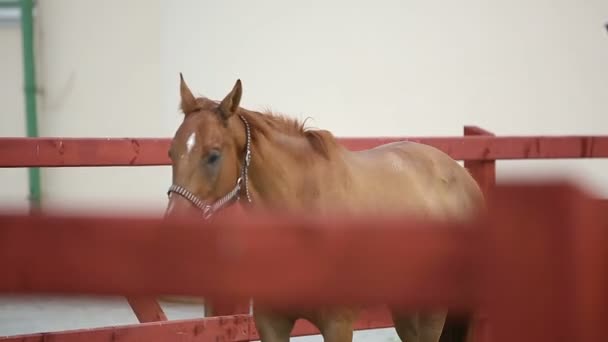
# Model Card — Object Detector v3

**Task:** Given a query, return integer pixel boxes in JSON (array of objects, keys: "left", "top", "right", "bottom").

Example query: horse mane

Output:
[
  {"left": 192, "top": 96, "right": 337, "bottom": 158},
  {"left": 245, "top": 109, "right": 336, "bottom": 158}
]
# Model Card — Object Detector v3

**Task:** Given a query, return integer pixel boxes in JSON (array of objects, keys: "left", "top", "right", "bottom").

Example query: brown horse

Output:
[{"left": 164, "top": 74, "right": 484, "bottom": 342}]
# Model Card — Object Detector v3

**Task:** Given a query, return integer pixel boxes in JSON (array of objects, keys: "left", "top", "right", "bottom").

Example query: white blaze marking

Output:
[{"left": 186, "top": 132, "right": 197, "bottom": 154}]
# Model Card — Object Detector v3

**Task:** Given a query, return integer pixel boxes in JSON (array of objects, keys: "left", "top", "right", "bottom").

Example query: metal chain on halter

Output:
[
  {"left": 167, "top": 183, "right": 210, "bottom": 212},
  {"left": 239, "top": 114, "right": 253, "bottom": 203}
]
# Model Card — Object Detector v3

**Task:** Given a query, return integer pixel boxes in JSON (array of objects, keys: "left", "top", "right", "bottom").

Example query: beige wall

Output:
[
  {"left": 0, "top": 26, "right": 29, "bottom": 210},
  {"left": 4, "top": 0, "right": 608, "bottom": 212},
  {"left": 34, "top": 0, "right": 166, "bottom": 213},
  {"left": 161, "top": 0, "right": 608, "bottom": 196},
  {"left": 0, "top": 1, "right": 171, "bottom": 337}
]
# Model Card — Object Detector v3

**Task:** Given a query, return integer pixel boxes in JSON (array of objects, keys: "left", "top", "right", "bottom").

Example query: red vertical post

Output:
[
  {"left": 463, "top": 126, "right": 496, "bottom": 198},
  {"left": 127, "top": 297, "right": 168, "bottom": 322},
  {"left": 570, "top": 198, "right": 608, "bottom": 342},
  {"left": 205, "top": 203, "right": 251, "bottom": 317},
  {"left": 485, "top": 183, "right": 599, "bottom": 342},
  {"left": 462, "top": 126, "right": 495, "bottom": 342}
]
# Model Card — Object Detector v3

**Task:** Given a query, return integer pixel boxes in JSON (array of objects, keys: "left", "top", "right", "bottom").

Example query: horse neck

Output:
[{"left": 236, "top": 113, "right": 340, "bottom": 210}]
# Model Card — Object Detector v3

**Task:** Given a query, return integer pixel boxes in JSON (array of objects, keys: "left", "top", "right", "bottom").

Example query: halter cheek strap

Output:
[{"left": 166, "top": 114, "right": 253, "bottom": 219}]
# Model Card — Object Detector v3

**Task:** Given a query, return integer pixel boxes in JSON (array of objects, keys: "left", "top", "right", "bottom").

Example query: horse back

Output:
[{"left": 340, "top": 141, "right": 484, "bottom": 221}]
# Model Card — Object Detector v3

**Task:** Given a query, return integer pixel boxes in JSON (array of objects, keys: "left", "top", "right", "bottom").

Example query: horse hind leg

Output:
[{"left": 391, "top": 310, "right": 447, "bottom": 342}]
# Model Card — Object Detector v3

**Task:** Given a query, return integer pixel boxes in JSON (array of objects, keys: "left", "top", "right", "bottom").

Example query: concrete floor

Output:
[{"left": 0, "top": 295, "right": 400, "bottom": 341}]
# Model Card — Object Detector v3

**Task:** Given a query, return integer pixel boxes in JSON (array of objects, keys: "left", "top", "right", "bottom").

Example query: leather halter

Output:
[{"left": 166, "top": 114, "right": 253, "bottom": 219}]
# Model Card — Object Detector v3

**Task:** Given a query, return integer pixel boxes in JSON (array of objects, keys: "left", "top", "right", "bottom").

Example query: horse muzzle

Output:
[{"left": 164, "top": 192, "right": 208, "bottom": 219}]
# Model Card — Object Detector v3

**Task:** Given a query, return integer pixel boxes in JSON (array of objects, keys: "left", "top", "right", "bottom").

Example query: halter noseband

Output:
[{"left": 166, "top": 114, "right": 253, "bottom": 219}]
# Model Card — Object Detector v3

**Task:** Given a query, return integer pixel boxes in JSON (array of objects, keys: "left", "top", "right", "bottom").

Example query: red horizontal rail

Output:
[
  {"left": 0, "top": 308, "right": 393, "bottom": 342},
  {"left": 0, "top": 182, "right": 593, "bottom": 304},
  {"left": 0, "top": 209, "right": 479, "bottom": 312},
  {"left": 1, "top": 135, "right": 607, "bottom": 167}
]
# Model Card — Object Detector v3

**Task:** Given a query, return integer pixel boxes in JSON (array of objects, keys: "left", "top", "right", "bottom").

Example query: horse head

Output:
[{"left": 164, "top": 74, "right": 252, "bottom": 220}]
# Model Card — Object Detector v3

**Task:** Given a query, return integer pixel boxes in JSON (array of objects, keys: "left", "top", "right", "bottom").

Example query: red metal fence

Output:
[
  {"left": 0, "top": 126, "right": 607, "bottom": 342},
  {"left": 1, "top": 134, "right": 607, "bottom": 167},
  {"left": 0, "top": 182, "right": 606, "bottom": 342}
]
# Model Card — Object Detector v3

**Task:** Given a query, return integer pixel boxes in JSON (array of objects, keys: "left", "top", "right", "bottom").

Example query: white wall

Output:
[{"left": 161, "top": 0, "right": 608, "bottom": 196}]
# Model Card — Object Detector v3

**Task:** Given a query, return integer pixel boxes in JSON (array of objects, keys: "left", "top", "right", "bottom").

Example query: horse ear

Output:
[
  {"left": 218, "top": 79, "right": 242, "bottom": 119},
  {"left": 179, "top": 73, "right": 198, "bottom": 114}
]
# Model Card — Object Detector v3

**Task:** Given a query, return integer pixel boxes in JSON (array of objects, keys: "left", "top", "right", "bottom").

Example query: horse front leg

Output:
[
  {"left": 253, "top": 309, "right": 296, "bottom": 342},
  {"left": 391, "top": 310, "right": 447, "bottom": 342},
  {"left": 307, "top": 309, "right": 356, "bottom": 342},
  {"left": 318, "top": 319, "right": 354, "bottom": 342}
]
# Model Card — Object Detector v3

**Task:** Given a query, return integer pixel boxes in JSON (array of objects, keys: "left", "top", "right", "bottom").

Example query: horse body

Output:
[
  {"left": 242, "top": 118, "right": 483, "bottom": 342},
  {"left": 341, "top": 141, "right": 483, "bottom": 219},
  {"left": 165, "top": 75, "right": 483, "bottom": 342}
]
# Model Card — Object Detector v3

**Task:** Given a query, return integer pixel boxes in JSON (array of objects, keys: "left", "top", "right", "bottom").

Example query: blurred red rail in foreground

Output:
[{"left": 0, "top": 182, "right": 607, "bottom": 342}]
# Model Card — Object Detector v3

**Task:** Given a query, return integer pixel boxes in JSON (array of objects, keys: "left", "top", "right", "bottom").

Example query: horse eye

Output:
[{"left": 206, "top": 151, "right": 221, "bottom": 165}]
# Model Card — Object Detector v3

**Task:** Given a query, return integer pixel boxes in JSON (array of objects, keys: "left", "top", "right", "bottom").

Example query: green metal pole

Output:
[
  {"left": 0, "top": 1, "right": 21, "bottom": 8},
  {"left": 19, "top": 0, "right": 41, "bottom": 210}
]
